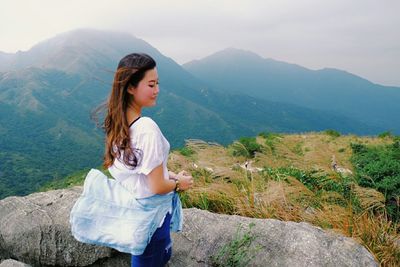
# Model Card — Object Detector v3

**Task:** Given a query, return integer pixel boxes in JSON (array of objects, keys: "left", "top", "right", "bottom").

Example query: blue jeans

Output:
[{"left": 131, "top": 212, "right": 172, "bottom": 267}]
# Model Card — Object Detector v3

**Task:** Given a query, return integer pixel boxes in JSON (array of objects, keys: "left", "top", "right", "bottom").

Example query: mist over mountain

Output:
[
  {"left": 183, "top": 48, "right": 400, "bottom": 134},
  {"left": 0, "top": 29, "right": 389, "bottom": 199}
]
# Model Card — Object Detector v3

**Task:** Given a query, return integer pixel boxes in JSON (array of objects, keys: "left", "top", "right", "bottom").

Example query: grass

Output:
[
  {"left": 352, "top": 213, "right": 400, "bottom": 267},
  {"left": 258, "top": 131, "right": 282, "bottom": 155},
  {"left": 40, "top": 132, "right": 399, "bottom": 266},
  {"left": 292, "top": 142, "right": 304, "bottom": 156},
  {"left": 170, "top": 133, "right": 399, "bottom": 266},
  {"left": 210, "top": 222, "right": 261, "bottom": 267}
]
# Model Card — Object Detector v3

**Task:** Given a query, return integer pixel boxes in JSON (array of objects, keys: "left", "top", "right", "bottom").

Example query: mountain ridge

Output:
[
  {"left": 182, "top": 47, "right": 400, "bottom": 133},
  {"left": 0, "top": 28, "right": 390, "bottom": 199}
]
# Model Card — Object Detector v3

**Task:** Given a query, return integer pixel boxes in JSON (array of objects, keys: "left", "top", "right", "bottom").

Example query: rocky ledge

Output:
[{"left": 0, "top": 187, "right": 378, "bottom": 266}]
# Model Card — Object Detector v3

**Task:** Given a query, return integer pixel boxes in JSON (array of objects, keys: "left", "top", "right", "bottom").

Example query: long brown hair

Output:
[{"left": 92, "top": 53, "right": 156, "bottom": 169}]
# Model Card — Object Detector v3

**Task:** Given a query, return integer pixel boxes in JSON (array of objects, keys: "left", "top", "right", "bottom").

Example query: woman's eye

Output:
[{"left": 149, "top": 82, "right": 159, "bottom": 88}]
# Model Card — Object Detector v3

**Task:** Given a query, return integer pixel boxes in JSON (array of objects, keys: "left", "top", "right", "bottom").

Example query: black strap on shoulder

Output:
[{"left": 129, "top": 116, "right": 141, "bottom": 128}]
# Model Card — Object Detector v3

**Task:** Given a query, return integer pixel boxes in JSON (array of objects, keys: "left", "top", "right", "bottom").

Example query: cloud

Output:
[{"left": 0, "top": 0, "right": 399, "bottom": 86}]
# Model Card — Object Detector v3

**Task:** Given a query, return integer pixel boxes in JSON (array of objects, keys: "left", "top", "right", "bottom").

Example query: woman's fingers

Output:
[
  {"left": 181, "top": 170, "right": 192, "bottom": 176},
  {"left": 175, "top": 171, "right": 194, "bottom": 191},
  {"left": 183, "top": 175, "right": 194, "bottom": 190}
]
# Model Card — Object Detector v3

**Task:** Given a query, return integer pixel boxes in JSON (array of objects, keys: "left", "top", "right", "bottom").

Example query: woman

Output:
[{"left": 103, "top": 53, "right": 193, "bottom": 266}]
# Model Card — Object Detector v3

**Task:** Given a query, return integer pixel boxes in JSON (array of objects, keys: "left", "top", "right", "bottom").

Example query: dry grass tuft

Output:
[
  {"left": 353, "top": 185, "right": 386, "bottom": 212},
  {"left": 352, "top": 214, "right": 400, "bottom": 267}
]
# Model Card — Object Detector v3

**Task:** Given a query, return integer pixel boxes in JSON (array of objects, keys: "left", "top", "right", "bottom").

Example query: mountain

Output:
[
  {"left": 0, "top": 29, "right": 151, "bottom": 74},
  {"left": 183, "top": 48, "right": 400, "bottom": 134},
  {"left": 0, "top": 29, "right": 385, "bottom": 199}
]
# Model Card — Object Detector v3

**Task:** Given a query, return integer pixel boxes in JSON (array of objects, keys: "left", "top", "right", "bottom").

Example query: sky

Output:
[{"left": 1, "top": 0, "right": 399, "bottom": 86}]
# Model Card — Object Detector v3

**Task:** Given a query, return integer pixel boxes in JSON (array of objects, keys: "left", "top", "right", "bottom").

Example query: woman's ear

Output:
[{"left": 127, "top": 85, "right": 135, "bottom": 95}]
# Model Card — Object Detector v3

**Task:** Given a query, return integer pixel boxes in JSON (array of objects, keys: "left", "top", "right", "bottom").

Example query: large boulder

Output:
[
  {"left": 0, "top": 187, "right": 378, "bottom": 267},
  {"left": 170, "top": 209, "right": 378, "bottom": 267},
  {"left": 0, "top": 187, "right": 113, "bottom": 266}
]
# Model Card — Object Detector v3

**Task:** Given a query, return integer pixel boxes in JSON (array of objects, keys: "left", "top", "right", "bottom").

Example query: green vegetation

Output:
[
  {"left": 324, "top": 129, "right": 341, "bottom": 137},
  {"left": 38, "top": 168, "right": 90, "bottom": 192},
  {"left": 38, "top": 166, "right": 112, "bottom": 192},
  {"left": 177, "top": 146, "right": 195, "bottom": 157},
  {"left": 0, "top": 101, "right": 104, "bottom": 199},
  {"left": 262, "top": 166, "right": 357, "bottom": 209},
  {"left": 292, "top": 142, "right": 304, "bottom": 156},
  {"left": 350, "top": 141, "right": 400, "bottom": 221},
  {"left": 211, "top": 222, "right": 260, "bottom": 267},
  {"left": 231, "top": 137, "right": 262, "bottom": 158},
  {"left": 180, "top": 189, "right": 237, "bottom": 215},
  {"left": 175, "top": 133, "right": 399, "bottom": 266},
  {"left": 264, "top": 167, "right": 353, "bottom": 194},
  {"left": 15, "top": 131, "right": 399, "bottom": 266},
  {"left": 258, "top": 131, "right": 282, "bottom": 154},
  {"left": 378, "top": 131, "right": 394, "bottom": 139}
]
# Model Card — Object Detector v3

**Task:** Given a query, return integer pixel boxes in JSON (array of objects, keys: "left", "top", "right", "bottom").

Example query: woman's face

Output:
[{"left": 128, "top": 68, "right": 159, "bottom": 108}]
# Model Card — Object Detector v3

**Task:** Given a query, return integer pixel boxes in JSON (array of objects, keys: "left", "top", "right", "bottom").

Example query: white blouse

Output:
[{"left": 108, "top": 117, "right": 171, "bottom": 199}]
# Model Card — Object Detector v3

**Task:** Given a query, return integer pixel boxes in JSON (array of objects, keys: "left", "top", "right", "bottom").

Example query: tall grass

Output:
[
  {"left": 352, "top": 213, "right": 399, "bottom": 267},
  {"left": 180, "top": 163, "right": 399, "bottom": 266}
]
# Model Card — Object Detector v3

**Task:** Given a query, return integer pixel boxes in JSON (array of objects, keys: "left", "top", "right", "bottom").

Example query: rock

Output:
[
  {"left": 0, "top": 188, "right": 112, "bottom": 266},
  {"left": 170, "top": 208, "right": 378, "bottom": 267},
  {"left": 0, "top": 259, "right": 31, "bottom": 267},
  {"left": 0, "top": 187, "right": 378, "bottom": 267},
  {"left": 205, "top": 167, "right": 214, "bottom": 172},
  {"left": 336, "top": 167, "right": 353, "bottom": 175}
]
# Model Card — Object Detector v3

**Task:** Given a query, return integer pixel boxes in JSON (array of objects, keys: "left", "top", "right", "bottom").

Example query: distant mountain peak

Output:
[
  {"left": 200, "top": 47, "right": 264, "bottom": 62},
  {"left": 216, "top": 47, "right": 262, "bottom": 56},
  {"left": 31, "top": 28, "right": 137, "bottom": 50},
  {"left": 0, "top": 28, "right": 161, "bottom": 74},
  {"left": 183, "top": 47, "right": 267, "bottom": 69}
]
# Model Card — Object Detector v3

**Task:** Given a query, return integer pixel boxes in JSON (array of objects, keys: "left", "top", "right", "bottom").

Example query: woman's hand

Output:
[{"left": 176, "top": 170, "right": 193, "bottom": 191}]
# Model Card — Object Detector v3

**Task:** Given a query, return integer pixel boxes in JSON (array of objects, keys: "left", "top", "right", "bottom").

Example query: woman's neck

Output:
[{"left": 126, "top": 106, "right": 141, "bottom": 124}]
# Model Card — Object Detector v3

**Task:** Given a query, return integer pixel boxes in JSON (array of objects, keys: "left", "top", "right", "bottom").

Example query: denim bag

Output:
[{"left": 69, "top": 168, "right": 183, "bottom": 255}]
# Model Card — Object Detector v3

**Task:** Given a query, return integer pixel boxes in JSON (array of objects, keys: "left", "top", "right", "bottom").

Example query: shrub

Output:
[
  {"left": 258, "top": 131, "right": 282, "bottom": 139},
  {"left": 350, "top": 141, "right": 400, "bottom": 221},
  {"left": 324, "top": 129, "right": 341, "bottom": 137},
  {"left": 231, "top": 137, "right": 262, "bottom": 158},
  {"left": 178, "top": 146, "right": 195, "bottom": 157},
  {"left": 378, "top": 131, "right": 393, "bottom": 139},
  {"left": 350, "top": 143, "right": 368, "bottom": 154}
]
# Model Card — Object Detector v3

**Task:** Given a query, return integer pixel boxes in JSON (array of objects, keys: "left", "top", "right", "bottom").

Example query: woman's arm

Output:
[
  {"left": 147, "top": 164, "right": 176, "bottom": 194},
  {"left": 147, "top": 164, "right": 193, "bottom": 194},
  {"left": 168, "top": 170, "right": 177, "bottom": 180}
]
